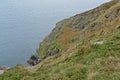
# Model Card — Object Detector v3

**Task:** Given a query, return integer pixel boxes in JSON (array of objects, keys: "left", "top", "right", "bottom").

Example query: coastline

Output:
[{"left": 0, "top": 66, "right": 10, "bottom": 75}]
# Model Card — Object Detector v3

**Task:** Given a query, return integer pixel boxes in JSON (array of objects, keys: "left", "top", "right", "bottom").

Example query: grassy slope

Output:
[
  {"left": 0, "top": 25, "right": 119, "bottom": 80},
  {"left": 0, "top": 0, "right": 120, "bottom": 80}
]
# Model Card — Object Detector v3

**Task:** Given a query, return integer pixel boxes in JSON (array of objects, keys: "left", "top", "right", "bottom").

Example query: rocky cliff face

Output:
[{"left": 1, "top": 0, "right": 120, "bottom": 79}]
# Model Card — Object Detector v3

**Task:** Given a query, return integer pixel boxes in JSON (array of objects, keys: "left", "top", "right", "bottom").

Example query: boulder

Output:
[
  {"left": 0, "top": 66, "right": 10, "bottom": 75},
  {"left": 0, "top": 70, "right": 4, "bottom": 75},
  {"left": 27, "top": 55, "right": 41, "bottom": 66}
]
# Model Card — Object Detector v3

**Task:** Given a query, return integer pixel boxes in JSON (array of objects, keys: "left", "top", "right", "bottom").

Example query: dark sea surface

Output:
[{"left": 0, "top": 0, "right": 110, "bottom": 66}]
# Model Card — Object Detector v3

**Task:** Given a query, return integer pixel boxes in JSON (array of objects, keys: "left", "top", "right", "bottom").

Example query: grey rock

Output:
[
  {"left": 0, "top": 70, "right": 4, "bottom": 75},
  {"left": 105, "top": 7, "right": 120, "bottom": 21}
]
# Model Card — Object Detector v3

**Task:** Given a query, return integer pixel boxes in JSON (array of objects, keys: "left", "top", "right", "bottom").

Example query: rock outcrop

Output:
[{"left": 0, "top": 66, "right": 10, "bottom": 75}]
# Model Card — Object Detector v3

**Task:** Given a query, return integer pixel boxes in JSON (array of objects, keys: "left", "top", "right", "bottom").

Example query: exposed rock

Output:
[
  {"left": 90, "top": 22, "right": 104, "bottom": 28},
  {"left": 46, "top": 48, "right": 60, "bottom": 56},
  {"left": 93, "top": 41, "right": 104, "bottom": 45},
  {"left": 0, "top": 66, "right": 10, "bottom": 75},
  {"left": 68, "top": 0, "right": 118, "bottom": 29},
  {"left": 0, "top": 66, "right": 9, "bottom": 70},
  {"left": 0, "top": 70, "right": 4, "bottom": 75},
  {"left": 105, "top": 7, "right": 120, "bottom": 21},
  {"left": 27, "top": 55, "right": 41, "bottom": 65}
]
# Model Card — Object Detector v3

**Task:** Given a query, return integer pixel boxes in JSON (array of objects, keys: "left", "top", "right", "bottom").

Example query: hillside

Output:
[{"left": 0, "top": 0, "right": 120, "bottom": 80}]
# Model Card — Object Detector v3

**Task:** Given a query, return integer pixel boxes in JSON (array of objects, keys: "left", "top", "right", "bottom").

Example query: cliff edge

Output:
[{"left": 0, "top": 0, "right": 120, "bottom": 80}]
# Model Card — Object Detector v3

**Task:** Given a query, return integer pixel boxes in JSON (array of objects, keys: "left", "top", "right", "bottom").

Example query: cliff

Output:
[
  {"left": 36, "top": 0, "right": 119, "bottom": 58},
  {"left": 0, "top": 0, "right": 120, "bottom": 80}
]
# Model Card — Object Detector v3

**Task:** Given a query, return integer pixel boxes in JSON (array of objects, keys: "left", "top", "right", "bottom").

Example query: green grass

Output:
[{"left": 0, "top": 27, "right": 120, "bottom": 80}]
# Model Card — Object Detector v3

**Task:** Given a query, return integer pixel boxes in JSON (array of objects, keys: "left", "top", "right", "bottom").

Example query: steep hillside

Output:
[
  {"left": 0, "top": 0, "right": 120, "bottom": 80},
  {"left": 36, "top": 0, "right": 119, "bottom": 58}
]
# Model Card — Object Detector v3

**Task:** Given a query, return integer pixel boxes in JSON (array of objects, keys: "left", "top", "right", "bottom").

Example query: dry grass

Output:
[{"left": 58, "top": 26, "right": 80, "bottom": 45}]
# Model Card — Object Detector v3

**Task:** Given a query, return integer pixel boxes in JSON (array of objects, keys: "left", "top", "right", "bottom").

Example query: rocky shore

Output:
[{"left": 0, "top": 66, "right": 10, "bottom": 75}]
